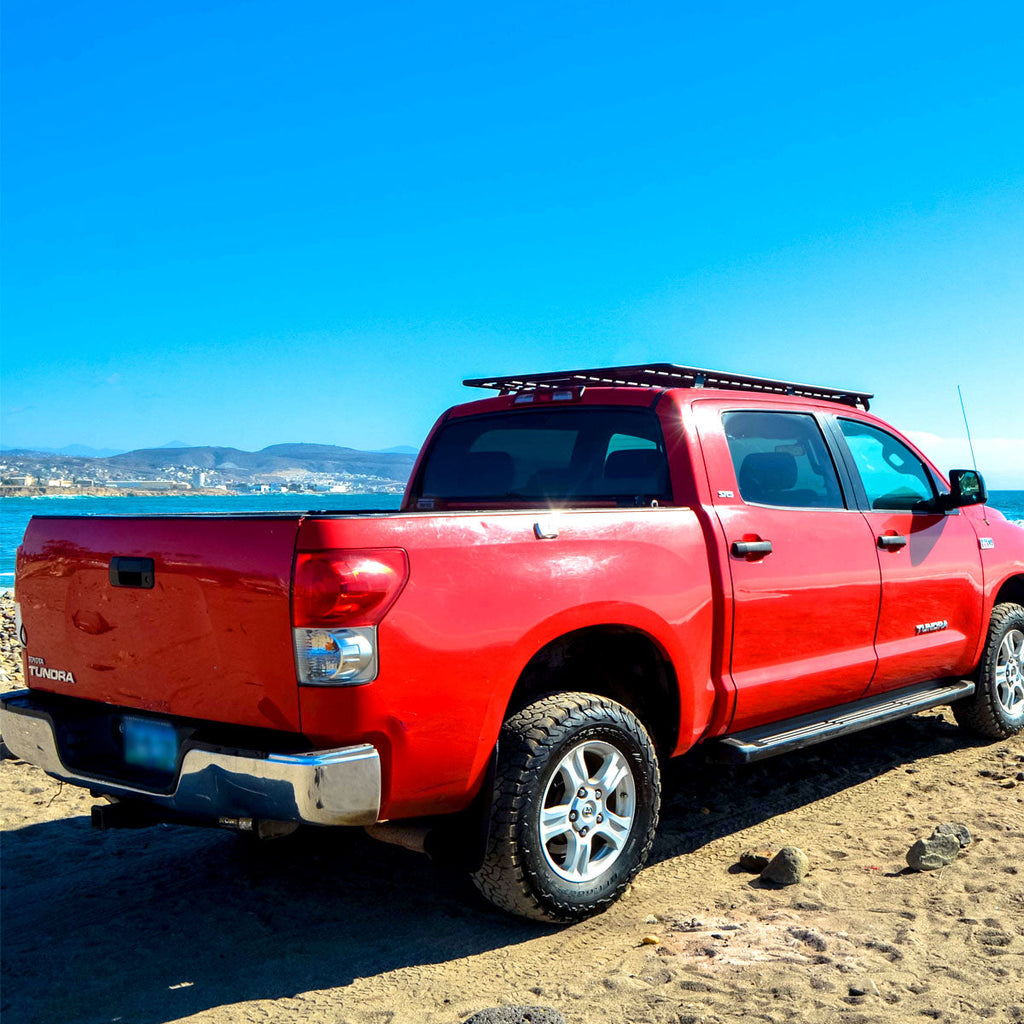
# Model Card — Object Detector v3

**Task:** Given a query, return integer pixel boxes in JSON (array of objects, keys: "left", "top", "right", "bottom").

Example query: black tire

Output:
[
  {"left": 953, "top": 602, "right": 1024, "bottom": 739},
  {"left": 471, "top": 692, "right": 660, "bottom": 923}
]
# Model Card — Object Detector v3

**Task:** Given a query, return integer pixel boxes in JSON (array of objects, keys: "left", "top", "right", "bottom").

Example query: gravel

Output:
[{"left": 1, "top": 593, "right": 23, "bottom": 689}]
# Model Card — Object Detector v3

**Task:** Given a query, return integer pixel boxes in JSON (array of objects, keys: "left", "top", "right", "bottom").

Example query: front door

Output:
[{"left": 834, "top": 418, "right": 985, "bottom": 691}]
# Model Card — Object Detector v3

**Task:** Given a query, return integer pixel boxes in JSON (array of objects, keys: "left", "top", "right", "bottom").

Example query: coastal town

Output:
[{"left": 0, "top": 442, "right": 415, "bottom": 496}]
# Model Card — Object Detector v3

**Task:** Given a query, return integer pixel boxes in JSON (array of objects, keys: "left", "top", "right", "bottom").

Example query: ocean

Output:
[
  {"left": 1, "top": 490, "right": 1023, "bottom": 588},
  {"left": 0, "top": 493, "right": 402, "bottom": 588}
]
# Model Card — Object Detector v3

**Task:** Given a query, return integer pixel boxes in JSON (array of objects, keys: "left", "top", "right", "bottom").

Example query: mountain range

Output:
[
  {"left": 0, "top": 442, "right": 419, "bottom": 487},
  {"left": 0, "top": 443, "right": 129, "bottom": 459}
]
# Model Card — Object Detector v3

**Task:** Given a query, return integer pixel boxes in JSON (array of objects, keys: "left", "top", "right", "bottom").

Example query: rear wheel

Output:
[
  {"left": 954, "top": 602, "right": 1024, "bottom": 739},
  {"left": 471, "top": 692, "right": 660, "bottom": 923}
]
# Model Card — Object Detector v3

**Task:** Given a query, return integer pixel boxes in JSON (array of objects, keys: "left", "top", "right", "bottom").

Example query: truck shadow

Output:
[
  {"left": 1, "top": 711, "right": 982, "bottom": 1024},
  {"left": 1, "top": 813, "right": 542, "bottom": 1024},
  {"left": 653, "top": 709, "right": 980, "bottom": 863}
]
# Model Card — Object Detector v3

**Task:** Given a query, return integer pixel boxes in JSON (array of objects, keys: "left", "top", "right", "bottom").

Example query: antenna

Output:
[
  {"left": 957, "top": 386, "right": 979, "bottom": 473},
  {"left": 957, "top": 385, "right": 988, "bottom": 523}
]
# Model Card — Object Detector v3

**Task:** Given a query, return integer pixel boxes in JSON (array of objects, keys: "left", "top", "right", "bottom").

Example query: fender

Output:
[{"left": 463, "top": 596, "right": 716, "bottom": 799}]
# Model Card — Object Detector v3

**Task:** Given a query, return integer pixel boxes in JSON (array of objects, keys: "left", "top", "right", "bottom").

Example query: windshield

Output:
[{"left": 414, "top": 407, "right": 671, "bottom": 507}]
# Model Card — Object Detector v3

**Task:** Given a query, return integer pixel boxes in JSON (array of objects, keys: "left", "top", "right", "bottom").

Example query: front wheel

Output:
[
  {"left": 471, "top": 692, "right": 660, "bottom": 923},
  {"left": 954, "top": 602, "right": 1024, "bottom": 739}
]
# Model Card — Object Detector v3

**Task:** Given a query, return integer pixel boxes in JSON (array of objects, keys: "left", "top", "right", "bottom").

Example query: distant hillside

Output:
[
  {"left": 0, "top": 442, "right": 418, "bottom": 490},
  {"left": 0, "top": 444, "right": 127, "bottom": 458},
  {"left": 371, "top": 445, "right": 420, "bottom": 456},
  {"left": 103, "top": 443, "right": 417, "bottom": 480}
]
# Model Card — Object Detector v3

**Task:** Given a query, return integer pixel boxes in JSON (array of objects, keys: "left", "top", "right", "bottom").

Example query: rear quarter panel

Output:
[{"left": 297, "top": 509, "right": 715, "bottom": 819}]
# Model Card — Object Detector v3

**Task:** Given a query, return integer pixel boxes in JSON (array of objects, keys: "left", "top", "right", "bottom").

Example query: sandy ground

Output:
[{"left": 2, "top": 604, "right": 1022, "bottom": 1024}]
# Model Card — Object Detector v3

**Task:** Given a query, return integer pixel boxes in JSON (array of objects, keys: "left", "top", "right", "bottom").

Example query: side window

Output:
[
  {"left": 723, "top": 411, "right": 845, "bottom": 509},
  {"left": 838, "top": 420, "right": 937, "bottom": 511}
]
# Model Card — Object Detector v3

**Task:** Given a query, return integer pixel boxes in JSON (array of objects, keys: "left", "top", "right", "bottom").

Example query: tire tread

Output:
[
  {"left": 471, "top": 692, "right": 660, "bottom": 923},
  {"left": 953, "top": 602, "right": 1024, "bottom": 739}
]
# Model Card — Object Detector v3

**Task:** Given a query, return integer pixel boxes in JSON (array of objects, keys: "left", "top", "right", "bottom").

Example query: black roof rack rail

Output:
[{"left": 464, "top": 363, "right": 873, "bottom": 410}]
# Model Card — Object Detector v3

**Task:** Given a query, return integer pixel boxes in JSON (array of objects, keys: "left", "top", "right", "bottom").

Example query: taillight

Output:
[
  {"left": 292, "top": 549, "right": 408, "bottom": 628},
  {"left": 291, "top": 549, "right": 408, "bottom": 686}
]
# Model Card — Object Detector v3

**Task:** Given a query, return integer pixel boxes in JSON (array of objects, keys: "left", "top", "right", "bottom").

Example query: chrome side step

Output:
[{"left": 708, "top": 679, "right": 976, "bottom": 764}]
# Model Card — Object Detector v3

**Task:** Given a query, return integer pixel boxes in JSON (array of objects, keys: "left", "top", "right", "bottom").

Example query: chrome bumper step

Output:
[
  {"left": 0, "top": 690, "right": 381, "bottom": 826},
  {"left": 709, "top": 679, "right": 976, "bottom": 764}
]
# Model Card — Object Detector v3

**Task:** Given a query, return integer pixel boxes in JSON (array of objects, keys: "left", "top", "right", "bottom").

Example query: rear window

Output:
[
  {"left": 723, "top": 410, "right": 845, "bottom": 509},
  {"left": 415, "top": 407, "right": 671, "bottom": 506}
]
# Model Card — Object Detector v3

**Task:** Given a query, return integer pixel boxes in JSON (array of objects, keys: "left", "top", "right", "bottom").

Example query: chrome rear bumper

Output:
[{"left": 0, "top": 690, "right": 380, "bottom": 826}]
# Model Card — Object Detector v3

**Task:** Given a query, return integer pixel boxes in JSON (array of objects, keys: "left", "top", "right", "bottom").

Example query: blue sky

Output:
[{"left": 3, "top": 1, "right": 1023, "bottom": 484}]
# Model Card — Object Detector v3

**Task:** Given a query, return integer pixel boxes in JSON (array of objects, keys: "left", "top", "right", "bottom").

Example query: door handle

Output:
[
  {"left": 877, "top": 534, "right": 908, "bottom": 551},
  {"left": 109, "top": 556, "right": 155, "bottom": 588},
  {"left": 731, "top": 539, "right": 773, "bottom": 558}
]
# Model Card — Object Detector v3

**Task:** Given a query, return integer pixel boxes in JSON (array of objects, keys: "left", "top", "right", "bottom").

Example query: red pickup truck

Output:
[{"left": 4, "top": 364, "right": 1023, "bottom": 922}]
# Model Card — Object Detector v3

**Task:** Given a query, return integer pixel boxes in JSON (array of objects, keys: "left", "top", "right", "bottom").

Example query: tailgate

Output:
[{"left": 16, "top": 515, "right": 302, "bottom": 732}]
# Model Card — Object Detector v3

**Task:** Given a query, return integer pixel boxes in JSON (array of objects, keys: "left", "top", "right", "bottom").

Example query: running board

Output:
[{"left": 708, "top": 679, "right": 976, "bottom": 764}]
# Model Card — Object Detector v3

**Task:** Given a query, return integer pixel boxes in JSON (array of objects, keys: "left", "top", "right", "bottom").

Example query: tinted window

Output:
[
  {"left": 839, "top": 419, "right": 937, "bottom": 511},
  {"left": 417, "top": 407, "right": 670, "bottom": 505},
  {"left": 723, "top": 411, "right": 845, "bottom": 509}
]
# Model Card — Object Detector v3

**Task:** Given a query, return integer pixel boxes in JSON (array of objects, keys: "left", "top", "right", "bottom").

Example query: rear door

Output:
[
  {"left": 695, "top": 401, "right": 881, "bottom": 731},
  {"left": 832, "top": 417, "right": 985, "bottom": 690}
]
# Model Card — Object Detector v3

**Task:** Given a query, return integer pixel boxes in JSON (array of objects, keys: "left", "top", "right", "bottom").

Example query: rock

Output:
[
  {"left": 977, "top": 928, "right": 1012, "bottom": 947},
  {"left": 644, "top": 914, "right": 659, "bottom": 924},
  {"left": 933, "top": 822, "right": 972, "bottom": 848},
  {"left": 640, "top": 934, "right": 661, "bottom": 945},
  {"left": 906, "top": 831, "right": 961, "bottom": 871},
  {"left": 849, "top": 979, "right": 880, "bottom": 997},
  {"left": 760, "top": 846, "right": 809, "bottom": 885},
  {"left": 739, "top": 846, "right": 775, "bottom": 872},
  {"left": 788, "top": 926, "right": 827, "bottom": 951},
  {"left": 463, "top": 1009, "right": 566, "bottom": 1024}
]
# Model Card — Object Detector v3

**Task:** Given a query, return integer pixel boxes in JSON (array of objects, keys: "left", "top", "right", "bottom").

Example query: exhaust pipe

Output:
[
  {"left": 218, "top": 817, "right": 298, "bottom": 839},
  {"left": 92, "top": 802, "right": 299, "bottom": 838}
]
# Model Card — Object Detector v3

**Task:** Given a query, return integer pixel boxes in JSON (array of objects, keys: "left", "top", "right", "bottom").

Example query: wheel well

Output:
[
  {"left": 507, "top": 626, "right": 680, "bottom": 757},
  {"left": 991, "top": 577, "right": 1024, "bottom": 606},
  {"left": 993, "top": 576, "right": 1024, "bottom": 610}
]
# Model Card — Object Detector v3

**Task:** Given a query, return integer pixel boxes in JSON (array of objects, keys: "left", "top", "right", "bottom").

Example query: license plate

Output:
[{"left": 122, "top": 716, "right": 178, "bottom": 773}]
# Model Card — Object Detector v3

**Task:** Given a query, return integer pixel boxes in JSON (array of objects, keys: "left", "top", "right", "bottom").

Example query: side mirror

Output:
[{"left": 942, "top": 469, "right": 988, "bottom": 510}]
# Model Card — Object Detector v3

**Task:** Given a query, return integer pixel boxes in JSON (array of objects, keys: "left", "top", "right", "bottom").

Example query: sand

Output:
[{"left": 2, "top": 600, "right": 1022, "bottom": 1023}]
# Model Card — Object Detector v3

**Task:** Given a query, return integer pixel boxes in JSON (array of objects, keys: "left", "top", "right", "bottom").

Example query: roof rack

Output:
[{"left": 464, "top": 363, "right": 872, "bottom": 410}]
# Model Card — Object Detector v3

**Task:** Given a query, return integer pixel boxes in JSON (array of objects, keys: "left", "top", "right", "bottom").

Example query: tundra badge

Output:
[{"left": 27, "top": 655, "right": 76, "bottom": 684}]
